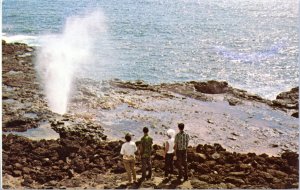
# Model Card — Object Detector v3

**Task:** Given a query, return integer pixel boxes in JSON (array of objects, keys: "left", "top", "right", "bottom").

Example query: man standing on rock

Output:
[
  {"left": 174, "top": 123, "right": 190, "bottom": 181},
  {"left": 139, "top": 127, "right": 153, "bottom": 180},
  {"left": 164, "top": 128, "right": 175, "bottom": 178},
  {"left": 120, "top": 133, "right": 138, "bottom": 184}
]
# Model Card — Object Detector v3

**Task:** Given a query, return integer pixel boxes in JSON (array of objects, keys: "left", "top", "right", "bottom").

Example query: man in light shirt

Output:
[
  {"left": 164, "top": 129, "right": 175, "bottom": 178},
  {"left": 120, "top": 133, "right": 137, "bottom": 184}
]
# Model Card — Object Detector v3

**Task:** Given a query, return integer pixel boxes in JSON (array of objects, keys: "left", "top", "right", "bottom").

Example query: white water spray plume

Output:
[{"left": 36, "top": 10, "right": 107, "bottom": 114}]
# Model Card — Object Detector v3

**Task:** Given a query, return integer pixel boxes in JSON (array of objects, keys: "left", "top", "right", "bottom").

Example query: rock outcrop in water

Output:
[
  {"left": 273, "top": 87, "right": 299, "bottom": 118},
  {"left": 193, "top": 81, "right": 229, "bottom": 94},
  {"left": 2, "top": 41, "right": 299, "bottom": 188},
  {"left": 111, "top": 79, "right": 298, "bottom": 117}
]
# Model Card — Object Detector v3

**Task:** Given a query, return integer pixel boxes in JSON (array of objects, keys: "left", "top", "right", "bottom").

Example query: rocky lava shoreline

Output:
[
  {"left": 2, "top": 41, "right": 299, "bottom": 188},
  {"left": 3, "top": 133, "right": 299, "bottom": 189}
]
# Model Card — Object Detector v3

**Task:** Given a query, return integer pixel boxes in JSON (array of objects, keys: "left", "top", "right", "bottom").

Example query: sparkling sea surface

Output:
[{"left": 3, "top": 0, "right": 299, "bottom": 99}]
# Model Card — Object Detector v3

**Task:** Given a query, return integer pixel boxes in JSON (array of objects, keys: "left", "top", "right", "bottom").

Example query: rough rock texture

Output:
[
  {"left": 2, "top": 41, "right": 299, "bottom": 189},
  {"left": 2, "top": 134, "right": 298, "bottom": 189},
  {"left": 2, "top": 40, "right": 55, "bottom": 132},
  {"left": 193, "top": 81, "right": 229, "bottom": 94},
  {"left": 274, "top": 87, "right": 299, "bottom": 117}
]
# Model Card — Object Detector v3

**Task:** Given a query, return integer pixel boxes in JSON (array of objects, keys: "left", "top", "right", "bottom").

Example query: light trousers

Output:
[{"left": 123, "top": 158, "right": 136, "bottom": 183}]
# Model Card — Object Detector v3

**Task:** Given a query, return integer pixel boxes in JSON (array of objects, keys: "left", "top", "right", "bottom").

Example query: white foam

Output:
[
  {"left": 2, "top": 34, "right": 40, "bottom": 46},
  {"left": 35, "top": 9, "right": 107, "bottom": 115}
]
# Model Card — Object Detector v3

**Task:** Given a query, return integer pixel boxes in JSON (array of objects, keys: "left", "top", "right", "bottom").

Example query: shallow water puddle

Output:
[
  {"left": 23, "top": 112, "right": 38, "bottom": 119},
  {"left": 3, "top": 122, "right": 60, "bottom": 140},
  {"left": 3, "top": 99, "right": 17, "bottom": 104},
  {"left": 96, "top": 96, "right": 298, "bottom": 155}
]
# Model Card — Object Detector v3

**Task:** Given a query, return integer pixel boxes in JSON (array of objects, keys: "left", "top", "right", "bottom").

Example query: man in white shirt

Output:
[
  {"left": 120, "top": 133, "right": 137, "bottom": 183},
  {"left": 164, "top": 129, "right": 175, "bottom": 178}
]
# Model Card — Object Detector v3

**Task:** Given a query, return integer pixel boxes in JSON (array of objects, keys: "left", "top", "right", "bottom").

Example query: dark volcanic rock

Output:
[
  {"left": 12, "top": 170, "right": 22, "bottom": 177},
  {"left": 281, "top": 151, "right": 299, "bottom": 168},
  {"left": 3, "top": 118, "right": 38, "bottom": 132},
  {"left": 2, "top": 41, "right": 53, "bottom": 133},
  {"left": 193, "top": 80, "right": 229, "bottom": 94},
  {"left": 2, "top": 41, "right": 299, "bottom": 189},
  {"left": 111, "top": 163, "right": 126, "bottom": 174},
  {"left": 276, "top": 87, "right": 299, "bottom": 103},
  {"left": 227, "top": 98, "right": 242, "bottom": 106},
  {"left": 291, "top": 112, "right": 298, "bottom": 118},
  {"left": 271, "top": 87, "right": 299, "bottom": 112},
  {"left": 2, "top": 134, "right": 299, "bottom": 189}
]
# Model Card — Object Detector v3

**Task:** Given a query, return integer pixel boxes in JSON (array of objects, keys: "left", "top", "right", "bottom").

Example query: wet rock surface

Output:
[
  {"left": 72, "top": 79, "right": 298, "bottom": 155},
  {"left": 2, "top": 41, "right": 299, "bottom": 188},
  {"left": 2, "top": 40, "right": 54, "bottom": 132}
]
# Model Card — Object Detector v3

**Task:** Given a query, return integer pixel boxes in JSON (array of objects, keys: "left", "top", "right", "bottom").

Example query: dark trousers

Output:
[
  {"left": 165, "top": 153, "right": 174, "bottom": 176},
  {"left": 176, "top": 150, "right": 188, "bottom": 178},
  {"left": 141, "top": 157, "right": 152, "bottom": 178}
]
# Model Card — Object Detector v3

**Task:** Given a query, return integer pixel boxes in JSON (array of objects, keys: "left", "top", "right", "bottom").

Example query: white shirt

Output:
[
  {"left": 166, "top": 138, "right": 175, "bottom": 154},
  {"left": 120, "top": 141, "right": 137, "bottom": 159}
]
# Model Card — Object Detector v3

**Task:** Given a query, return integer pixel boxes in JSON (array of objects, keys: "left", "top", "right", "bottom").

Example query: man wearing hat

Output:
[{"left": 164, "top": 128, "right": 175, "bottom": 178}]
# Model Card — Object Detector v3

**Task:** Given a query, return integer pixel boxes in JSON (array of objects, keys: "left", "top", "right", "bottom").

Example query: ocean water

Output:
[{"left": 3, "top": 0, "right": 299, "bottom": 99}]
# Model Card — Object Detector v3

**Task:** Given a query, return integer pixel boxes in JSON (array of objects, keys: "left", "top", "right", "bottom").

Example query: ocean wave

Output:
[{"left": 2, "top": 34, "right": 40, "bottom": 46}]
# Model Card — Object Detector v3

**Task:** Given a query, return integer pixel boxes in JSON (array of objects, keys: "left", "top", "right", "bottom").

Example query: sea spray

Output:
[{"left": 36, "top": 10, "right": 107, "bottom": 114}]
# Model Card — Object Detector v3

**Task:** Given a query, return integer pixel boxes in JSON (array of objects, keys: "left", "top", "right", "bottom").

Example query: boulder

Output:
[
  {"left": 228, "top": 171, "right": 248, "bottom": 177},
  {"left": 14, "top": 163, "right": 23, "bottom": 170},
  {"left": 196, "top": 164, "right": 211, "bottom": 173},
  {"left": 211, "top": 152, "right": 221, "bottom": 160},
  {"left": 198, "top": 175, "right": 213, "bottom": 182},
  {"left": 266, "top": 169, "right": 288, "bottom": 178},
  {"left": 190, "top": 179, "right": 208, "bottom": 188},
  {"left": 224, "top": 177, "right": 245, "bottom": 185},
  {"left": 213, "top": 143, "right": 226, "bottom": 151},
  {"left": 22, "top": 167, "right": 31, "bottom": 175},
  {"left": 281, "top": 151, "right": 299, "bottom": 167},
  {"left": 259, "top": 171, "right": 274, "bottom": 183},
  {"left": 154, "top": 149, "right": 165, "bottom": 160},
  {"left": 32, "top": 147, "right": 49, "bottom": 157},
  {"left": 273, "top": 87, "right": 299, "bottom": 110},
  {"left": 193, "top": 80, "right": 229, "bottom": 94},
  {"left": 12, "top": 170, "right": 22, "bottom": 177},
  {"left": 276, "top": 87, "right": 299, "bottom": 102},
  {"left": 239, "top": 163, "right": 252, "bottom": 170},
  {"left": 291, "top": 112, "right": 298, "bottom": 118},
  {"left": 195, "top": 144, "right": 204, "bottom": 153},
  {"left": 227, "top": 98, "right": 242, "bottom": 106},
  {"left": 111, "top": 163, "right": 126, "bottom": 174},
  {"left": 196, "top": 153, "right": 207, "bottom": 162},
  {"left": 204, "top": 160, "right": 216, "bottom": 167}
]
